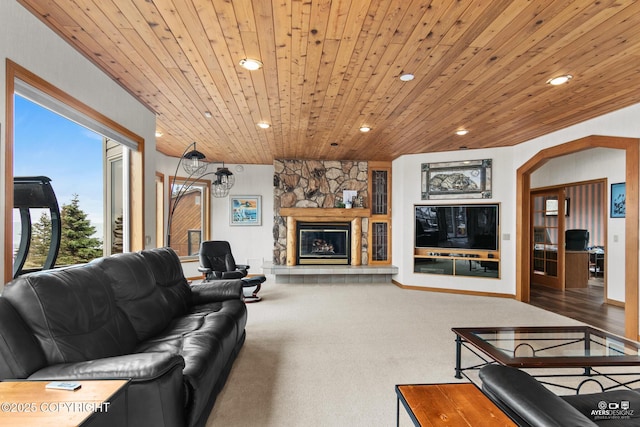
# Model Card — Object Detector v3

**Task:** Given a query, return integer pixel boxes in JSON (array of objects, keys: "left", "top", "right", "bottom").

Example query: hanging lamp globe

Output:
[
  {"left": 214, "top": 165, "right": 235, "bottom": 190},
  {"left": 182, "top": 142, "right": 209, "bottom": 176},
  {"left": 212, "top": 178, "right": 230, "bottom": 198}
]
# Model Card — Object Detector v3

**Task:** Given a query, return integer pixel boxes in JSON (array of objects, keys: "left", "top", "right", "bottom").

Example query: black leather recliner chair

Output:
[{"left": 198, "top": 240, "right": 265, "bottom": 302}]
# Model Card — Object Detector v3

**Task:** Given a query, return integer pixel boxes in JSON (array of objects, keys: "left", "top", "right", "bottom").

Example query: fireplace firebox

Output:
[{"left": 297, "top": 222, "right": 351, "bottom": 265}]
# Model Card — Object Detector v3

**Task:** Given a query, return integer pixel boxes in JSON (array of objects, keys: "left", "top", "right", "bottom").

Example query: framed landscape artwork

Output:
[
  {"left": 610, "top": 182, "right": 625, "bottom": 218},
  {"left": 230, "top": 195, "right": 262, "bottom": 226},
  {"left": 421, "top": 159, "right": 492, "bottom": 200}
]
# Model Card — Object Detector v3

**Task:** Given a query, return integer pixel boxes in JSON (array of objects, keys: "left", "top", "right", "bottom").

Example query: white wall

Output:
[
  {"left": 393, "top": 102, "right": 640, "bottom": 301},
  {"left": 515, "top": 104, "right": 640, "bottom": 308},
  {"left": 155, "top": 152, "right": 275, "bottom": 278},
  {"left": 392, "top": 147, "right": 517, "bottom": 294},
  {"left": 531, "top": 148, "right": 626, "bottom": 302},
  {"left": 530, "top": 148, "right": 625, "bottom": 189},
  {"left": 0, "top": 2, "right": 157, "bottom": 281}
]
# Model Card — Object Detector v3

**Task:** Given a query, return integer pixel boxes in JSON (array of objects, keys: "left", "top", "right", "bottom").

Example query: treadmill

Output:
[{"left": 13, "top": 176, "right": 61, "bottom": 278}]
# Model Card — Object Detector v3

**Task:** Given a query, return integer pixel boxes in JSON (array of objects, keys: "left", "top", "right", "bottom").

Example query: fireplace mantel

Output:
[
  {"left": 279, "top": 207, "right": 370, "bottom": 220},
  {"left": 279, "top": 208, "right": 370, "bottom": 266}
]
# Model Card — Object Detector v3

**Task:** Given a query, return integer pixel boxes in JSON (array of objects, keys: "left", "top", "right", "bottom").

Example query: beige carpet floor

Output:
[{"left": 206, "top": 281, "right": 582, "bottom": 426}]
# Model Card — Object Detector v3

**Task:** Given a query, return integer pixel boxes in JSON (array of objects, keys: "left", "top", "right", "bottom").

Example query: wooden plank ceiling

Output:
[{"left": 16, "top": 0, "right": 640, "bottom": 164}]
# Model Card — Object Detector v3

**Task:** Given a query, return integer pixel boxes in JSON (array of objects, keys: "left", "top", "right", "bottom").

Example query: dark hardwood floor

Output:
[{"left": 530, "top": 278, "right": 625, "bottom": 337}]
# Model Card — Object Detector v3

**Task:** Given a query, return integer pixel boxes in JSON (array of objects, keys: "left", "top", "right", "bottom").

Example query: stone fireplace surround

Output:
[
  {"left": 267, "top": 159, "right": 397, "bottom": 282},
  {"left": 273, "top": 160, "right": 369, "bottom": 265}
]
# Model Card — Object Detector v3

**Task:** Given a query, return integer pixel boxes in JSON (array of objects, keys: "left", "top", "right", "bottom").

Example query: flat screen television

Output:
[{"left": 415, "top": 204, "right": 499, "bottom": 251}]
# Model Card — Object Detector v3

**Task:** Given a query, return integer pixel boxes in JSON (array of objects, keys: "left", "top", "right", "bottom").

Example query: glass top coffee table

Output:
[{"left": 452, "top": 326, "right": 640, "bottom": 392}]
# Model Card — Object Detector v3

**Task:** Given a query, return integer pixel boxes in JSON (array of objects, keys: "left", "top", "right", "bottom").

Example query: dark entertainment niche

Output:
[
  {"left": 297, "top": 222, "right": 351, "bottom": 265},
  {"left": 414, "top": 203, "right": 500, "bottom": 278}
]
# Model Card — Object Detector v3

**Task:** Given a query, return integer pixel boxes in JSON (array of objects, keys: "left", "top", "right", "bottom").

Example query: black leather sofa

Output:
[
  {"left": 479, "top": 364, "right": 640, "bottom": 426},
  {"left": 0, "top": 247, "right": 247, "bottom": 427}
]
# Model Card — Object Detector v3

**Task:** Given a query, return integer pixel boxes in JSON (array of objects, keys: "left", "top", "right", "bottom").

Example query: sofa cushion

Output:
[
  {"left": 93, "top": 251, "right": 178, "bottom": 341},
  {"left": 2, "top": 264, "right": 138, "bottom": 364},
  {"left": 0, "top": 298, "right": 47, "bottom": 378},
  {"left": 134, "top": 306, "right": 239, "bottom": 375},
  {"left": 140, "top": 247, "right": 192, "bottom": 317},
  {"left": 134, "top": 297, "right": 247, "bottom": 420},
  {"left": 191, "top": 300, "right": 248, "bottom": 345}
]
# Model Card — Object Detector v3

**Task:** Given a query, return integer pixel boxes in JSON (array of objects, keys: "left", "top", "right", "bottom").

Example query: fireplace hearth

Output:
[{"left": 297, "top": 222, "right": 350, "bottom": 265}]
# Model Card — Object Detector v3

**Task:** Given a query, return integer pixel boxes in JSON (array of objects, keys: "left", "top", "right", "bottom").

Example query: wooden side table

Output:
[
  {"left": 395, "top": 383, "right": 515, "bottom": 426},
  {"left": 0, "top": 379, "right": 129, "bottom": 427}
]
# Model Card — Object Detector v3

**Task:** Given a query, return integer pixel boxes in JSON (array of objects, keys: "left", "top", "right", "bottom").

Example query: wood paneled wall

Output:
[{"left": 170, "top": 191, "right": 202, "bottom": 257}]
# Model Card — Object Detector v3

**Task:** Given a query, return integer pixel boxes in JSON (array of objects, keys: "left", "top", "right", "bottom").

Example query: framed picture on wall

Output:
[
  {"left": 230, "top": 195, "right": 262, "bottom": 226},
  {"left": 610, "top": 182, "right": 625, "bottom": 218},
  {"left": 545, "top": 198, "right": 570, "bottom": 216},
  {"left": 421, "top": 159, "right": 492, "bottom": 200}
]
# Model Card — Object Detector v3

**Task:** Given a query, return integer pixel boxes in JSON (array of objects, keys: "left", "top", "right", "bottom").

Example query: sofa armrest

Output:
[
  {"left": 479, "top": 365, "right": 597, "bottom": 427},
  {"left": 29, "top": 353, "right": 187, "bottom": 427},
  {"left": 28, "top": 352, "right": 185, "bottom": 381},
  {"left": 190, "top": 279, "right": 243, "bottom": 304}
]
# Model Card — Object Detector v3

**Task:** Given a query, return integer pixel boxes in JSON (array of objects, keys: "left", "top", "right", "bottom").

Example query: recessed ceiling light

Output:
[
  {"left": 204, "top": 111, "right": 212, "bottom": 118},
  {"left": 456, "top": 129, "right": 469, "bottom": 136},
  {"left": 359, "top": 126, "right": 371, "bottom": 133},
  {"left": 155, "top": 130, "right": 163, "bottom": 138},
  {"left": 546, "top": 74, "right": 573, "bottom": 86},
  {"left": 399, "top": 73, "right": 415, "bottom": 81},
  {"left": 257, "top": 122, "right": 271, "bottom": 129},
  {"left": 239, "top": 58, "right": 263, "bottom": 71}
]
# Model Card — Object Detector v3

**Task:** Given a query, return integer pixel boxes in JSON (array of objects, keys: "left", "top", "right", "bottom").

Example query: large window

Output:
[
  {"left": 12, "top": 95, "right": 127, "bottom": 273},
  {"left": 5, "top": 61, "right": 144, "bottom": 281}
]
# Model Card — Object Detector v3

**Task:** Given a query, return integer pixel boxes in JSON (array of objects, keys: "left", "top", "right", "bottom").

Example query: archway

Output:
[{"left": 516, "top": 135, "right": 639, "bottom": 339}]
